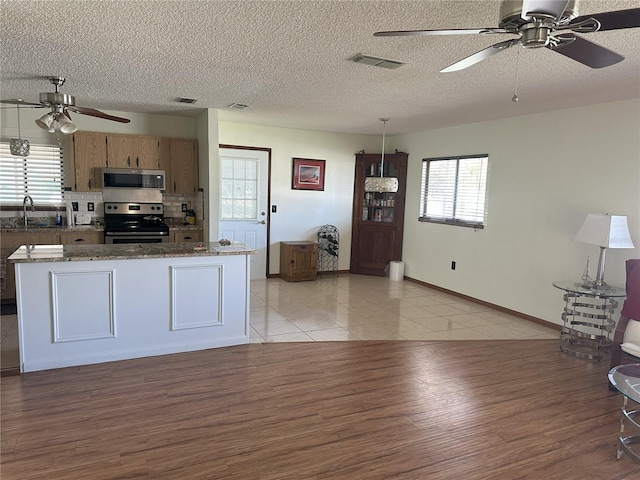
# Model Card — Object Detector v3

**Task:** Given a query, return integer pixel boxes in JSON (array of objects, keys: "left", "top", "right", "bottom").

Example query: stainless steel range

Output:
[{"left": 104, "top": 202, "right": 169, "bottom": 244}]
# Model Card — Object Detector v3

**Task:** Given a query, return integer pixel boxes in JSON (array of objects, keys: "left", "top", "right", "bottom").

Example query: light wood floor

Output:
[{"left": 2, "top": 340, "right": 637, "bottom": 479}]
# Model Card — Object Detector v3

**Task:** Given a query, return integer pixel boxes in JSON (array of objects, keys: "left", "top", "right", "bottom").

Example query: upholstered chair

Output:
[{"left": 610, "top": 259, "right": 640, "bottom": 372}]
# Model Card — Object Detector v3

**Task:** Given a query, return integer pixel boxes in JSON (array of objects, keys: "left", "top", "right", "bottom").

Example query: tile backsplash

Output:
[{"left": 0, "top": 191, "right": 203, "bottom": 223}]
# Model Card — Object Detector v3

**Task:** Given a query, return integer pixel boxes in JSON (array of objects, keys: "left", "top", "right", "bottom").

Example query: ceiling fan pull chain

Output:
[{"left": 512, "top": 47, "right": 521, "bottom": 102}]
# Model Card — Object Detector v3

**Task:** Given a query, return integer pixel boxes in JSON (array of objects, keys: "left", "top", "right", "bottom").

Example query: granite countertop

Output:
[
  {"left": 1, "top": 225, "right": 104, "bottom": 233},
  {"left": 8, "top": 242, "right": 256, "bottom": 263}
]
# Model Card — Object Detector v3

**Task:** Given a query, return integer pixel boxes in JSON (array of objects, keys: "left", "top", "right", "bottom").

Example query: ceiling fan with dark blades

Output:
[
  {"left": 374, "top": 0, "right": 640, "bottom": 72},
  {"left": 1, "top": 76, "right": 130, "bottom": 134}
]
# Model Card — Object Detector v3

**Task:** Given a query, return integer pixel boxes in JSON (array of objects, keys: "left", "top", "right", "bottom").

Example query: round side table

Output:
[
  {"left": 609, "top": 364, "right": 640, "bottom": 463},
  {"left": 552, "top": 281, "right": 626, "bottom": 361}
]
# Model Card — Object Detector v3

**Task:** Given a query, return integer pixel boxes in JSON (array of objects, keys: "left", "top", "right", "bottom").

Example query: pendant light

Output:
[
  {"left": 364, "top": 118, "right": 398, "bottom": 193},
  {"left": 10, "top": 103, "right": 30, "bottom": 157}
]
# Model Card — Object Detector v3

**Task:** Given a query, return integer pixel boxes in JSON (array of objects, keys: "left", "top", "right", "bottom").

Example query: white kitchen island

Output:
[{"left": 9, "top": 242, "right": 255, "bottom": 373}]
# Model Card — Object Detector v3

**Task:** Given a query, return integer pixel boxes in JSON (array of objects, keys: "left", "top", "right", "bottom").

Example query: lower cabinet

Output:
[
  {"left": 60, "top": 232, "right": 104, "bottom": 245},
  {"left": 171, "top": 230, "right": 203, "bottom": 243},
  {"left": 1, "top": 230, "right": 104, "bottom": 302},
  {"left": 1, "top": 232, "right": 62, "bottom": 302},
  {"left": 280, "top": 241, "right": 318, "bottom": 282}
]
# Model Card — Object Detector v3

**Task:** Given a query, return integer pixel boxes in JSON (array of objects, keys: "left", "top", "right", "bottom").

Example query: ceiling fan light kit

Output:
[
  {"left": 375, "top": 0, "right": 640, "bottom": 73},
  {"left": 1, "top": 76, "right": 130, "bottom": 136}
]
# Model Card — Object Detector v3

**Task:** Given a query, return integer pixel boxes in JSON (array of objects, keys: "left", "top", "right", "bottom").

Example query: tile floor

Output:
[
  {"left": 248, "top": 273, "right": 559, "bottom": 343},
  {"left": 0, "top": 273, "right": 560, "bottom": 372}
]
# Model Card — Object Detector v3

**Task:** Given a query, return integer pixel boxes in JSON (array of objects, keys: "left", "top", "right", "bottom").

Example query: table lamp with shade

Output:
[{"left": 574, "top": 213, "right": 635, "bottom": 289}]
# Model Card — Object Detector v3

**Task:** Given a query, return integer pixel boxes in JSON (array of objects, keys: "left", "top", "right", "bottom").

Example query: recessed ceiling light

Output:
[
  {"left": 228, "top": 103, "right": 249, "bottom": 110},
  {"left": 177, "top": 97, "right": 197, "bottom": 104}
]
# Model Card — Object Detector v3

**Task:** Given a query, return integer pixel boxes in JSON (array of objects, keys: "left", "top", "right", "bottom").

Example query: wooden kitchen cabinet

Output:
[
  {"left": 280, "top": 241, "right": 318, "bottom": 282},
  {"left": 106, "top": 134, "right": 161, "bottom": 169},
  {"left": 1, "top": 232, "right": 61, "bottom": 302},
  {"left": 71, "top": 131, "right": 108, "bottom": 192},
  {"left": 1, "top": 230, "right": 106, "bottom": 301},
  {"left": 161, "top": 138, "right": 199, "bottom": 194},
  {"left": 171, "top": 230, "right": 203, "bottom": 243},
  {"left": 350, "top": 152, "right": 408, "bottom": 276},
  {"left": 60, "top": 231, "right": 104, "bottom": 245}
]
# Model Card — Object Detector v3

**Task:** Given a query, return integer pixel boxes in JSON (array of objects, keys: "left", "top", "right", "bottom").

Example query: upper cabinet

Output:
[
  {"left": 350, "top": 151, "right": 408, "bottom": 276},
  {"left": 160, "top": 138, "right": 199, "bottom": 195},
  {"left": 71, "top": 132, "right": 198, "bottom": 193},
  {"left": 71, "top": 131, "right": 108, "bottom": 192},
  {"left": 106, "top": 134, "right": 160, "bottom": 169}
]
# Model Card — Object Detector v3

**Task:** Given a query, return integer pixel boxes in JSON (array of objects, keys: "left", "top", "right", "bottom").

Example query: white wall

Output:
[
  {"left": 392, "top": 99, "right": 640, "bottom": 325},
  {"left": 218, "top": 122, "right": 381, "bottom": 273},
  {"left": 196, "top": 109, "right": 219, "bottom": 242},
  {"left": 0, "top": 107, "right": 197, "bottom": 140}
]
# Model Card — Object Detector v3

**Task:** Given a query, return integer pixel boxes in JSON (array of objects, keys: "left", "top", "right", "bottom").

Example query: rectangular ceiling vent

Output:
[
  {"left": 352, "top": 54, "right": 405, "bottom": 69},
  {"left": 177, "top": 97, "right": 197, "bottom": 104}
]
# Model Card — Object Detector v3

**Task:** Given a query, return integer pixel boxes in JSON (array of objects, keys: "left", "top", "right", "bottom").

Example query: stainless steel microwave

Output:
[{"left": 102, "top": 168, "right": 165, "bottom": 190}]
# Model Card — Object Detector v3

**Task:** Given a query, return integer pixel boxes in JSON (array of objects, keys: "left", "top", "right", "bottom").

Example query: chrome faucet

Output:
[{"left": 22, "top": 195, "right": 34, "bottom": 227}]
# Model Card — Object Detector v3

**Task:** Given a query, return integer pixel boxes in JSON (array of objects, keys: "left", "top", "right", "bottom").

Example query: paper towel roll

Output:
[{"left": 66, "top": 204, "right": 75, "bottom": 227}]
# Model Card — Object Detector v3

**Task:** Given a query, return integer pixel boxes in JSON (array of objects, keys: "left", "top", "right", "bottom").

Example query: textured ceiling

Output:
[{"left": 1, "top": 0, "right": 639, "bottom": 135}]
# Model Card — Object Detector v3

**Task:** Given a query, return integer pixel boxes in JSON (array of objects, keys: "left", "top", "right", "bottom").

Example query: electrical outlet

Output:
[
  {"left": 87, "top": 202, "right": 94, "bottom": 212},
  {"left": 72, "top": 202, "right": 79, "bottom": 212},
  {"left": 451, "top": 261, "right": 456, "bottom": 271},
  {"left": 182, "top": 203, "right": 187, "bottom": 212}
]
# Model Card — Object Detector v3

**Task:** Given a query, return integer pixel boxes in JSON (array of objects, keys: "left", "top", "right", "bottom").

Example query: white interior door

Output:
[{"left": 218, "top": 147, "right": 269, "bottom": 280}]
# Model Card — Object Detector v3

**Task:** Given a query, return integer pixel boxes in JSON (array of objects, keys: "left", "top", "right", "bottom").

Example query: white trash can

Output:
[{"left": 389, "top": 261, "right": 405, "bottom": 281}]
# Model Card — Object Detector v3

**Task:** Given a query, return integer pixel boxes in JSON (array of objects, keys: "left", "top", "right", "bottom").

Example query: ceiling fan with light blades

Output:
[
  {"left": 1, "top": 76, "right": 130, "bottom": 134},
  {"left": 374, "top": 0, "right": 640, "bottom": 72}
]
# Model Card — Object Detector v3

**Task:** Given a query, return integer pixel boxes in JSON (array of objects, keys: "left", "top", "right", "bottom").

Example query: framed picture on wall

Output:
[{"left": 292, "top": 158, "right": 325, "bottom": 191}]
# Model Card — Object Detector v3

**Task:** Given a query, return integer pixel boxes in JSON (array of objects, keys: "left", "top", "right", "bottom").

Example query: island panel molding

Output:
[
  {"left": 10, "top": 243, "right": 253, "bottom": 372},
  {"left": 170, "top": 263, "right": 223, "bottom": 330},
  {"left": 50, "top": 269, "right": 115, "bottom": 343}
]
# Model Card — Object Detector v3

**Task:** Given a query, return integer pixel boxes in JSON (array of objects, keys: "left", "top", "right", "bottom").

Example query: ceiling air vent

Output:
[
  {"left": 352, "top": 54, "right": 405, "bottom": 69},
  {"left": 228, "top": 103, "right": 249, "bottom": 110},
  {"left": 177, "top": 97, "right": 197, "bottom": 104}
]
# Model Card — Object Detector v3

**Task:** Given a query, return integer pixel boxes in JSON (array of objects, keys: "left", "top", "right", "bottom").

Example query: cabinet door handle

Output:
[
  {"left": 75, "top": 238, "right": 85, "bottom": 242},
  {"left": 127, "top": 156, "right": 131, "bottom": 167},
  {"left": 184, "top": 236, "right": 192, "bottom": 240},
  {"left": 88, "top": 179, "right": 91, "bottom": 190},
  {"left": 173, "top": 181, "right": 176, "bottom": 193},
  {"left": 136, "top": 156, "right": 139, "bottom": 167}
]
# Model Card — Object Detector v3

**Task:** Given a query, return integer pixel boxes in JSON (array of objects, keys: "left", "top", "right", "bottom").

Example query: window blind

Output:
[
  {"left": 0, "top": 141, "right": 64, "bottom": 206},
  {"left": 419, "top": 155, "right": 488, "bottom": 228}
]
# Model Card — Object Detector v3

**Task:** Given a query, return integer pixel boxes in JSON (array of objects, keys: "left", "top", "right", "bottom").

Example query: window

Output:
[
  {"left": 419, "top": 154, "right": 488, "bottom": 228},
  {"left": 0, "top": 141, "right": 64, "bottom": 206},
  {"left": 220, "top": 156, "right": 258, "bottom": 220}
]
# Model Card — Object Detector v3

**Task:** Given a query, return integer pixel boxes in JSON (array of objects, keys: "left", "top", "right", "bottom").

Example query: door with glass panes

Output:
[{"left": 219, "top": 147, "right": 269, "bottom": 279}]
